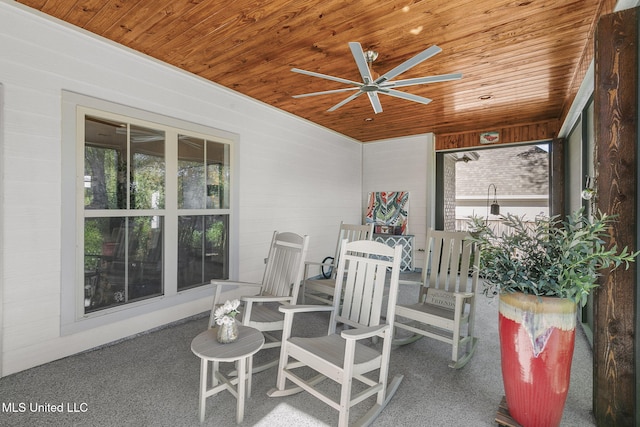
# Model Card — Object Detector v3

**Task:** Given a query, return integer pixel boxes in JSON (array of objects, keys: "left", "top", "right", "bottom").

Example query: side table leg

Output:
[
  {"left": 247, "top": 355, "right": 253, "bottom": 397},
  {"left": 199, "top": 358, "right": 208, "bottom": 423},
  {"left": 212, "top": 361, "right": 219, "bottom": 386},
  {"left": 236, "top": 357, "right": 247, "bottom": 423}
]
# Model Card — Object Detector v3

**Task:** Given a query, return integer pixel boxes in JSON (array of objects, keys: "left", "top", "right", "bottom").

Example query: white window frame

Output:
[{"left": 61, "top": 91, "right": 239, "bottom": 335}]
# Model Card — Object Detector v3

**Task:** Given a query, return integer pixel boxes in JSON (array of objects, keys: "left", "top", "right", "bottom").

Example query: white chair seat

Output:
[
  {"left": 396, "top": 302, "right": 468, "bottom": 323},
  {"left": 303, "top": 277, "right": 336, "bottom": 295},
  {"left": 289, "top": 335, "right": 382, "bottom": 372},
  {"left": 240, "top": 304, "right": 284, "bottom": 327}
]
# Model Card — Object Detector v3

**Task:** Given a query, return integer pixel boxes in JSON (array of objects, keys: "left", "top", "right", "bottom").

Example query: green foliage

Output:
[
  {"left": 206, "top": 221, "right": 226, "bottom": 248},
  {"left": 84, "top": 221, "right": 104, "bottom": 270},
  {"left": 467, "top": 208, "right": 638, "bottom": 307}
]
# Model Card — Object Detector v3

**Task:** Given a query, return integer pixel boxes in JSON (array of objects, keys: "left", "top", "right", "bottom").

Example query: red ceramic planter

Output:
[{"left": 499, "top": 293, "right": 577, "bottom": 427}]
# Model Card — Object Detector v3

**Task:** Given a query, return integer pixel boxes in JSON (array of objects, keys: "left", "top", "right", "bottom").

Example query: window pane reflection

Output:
[
  {"left": 84, "top": 216, "right": 164, "bottom": 313},
  {"left": 178, "top": 136, "right": 205, "bottom": 209},
  {"left": 206, "top": 140, "right": 230, "bottom": 209},
  {"left": 130, "top": 125, "right": 165, "bottom": 209},
  {"left": 84, "top": 116, "right": 127, "bottom": 209},
  {"left": 178, "top": 136, "right": 229, "bottom": 210},
  {"left": 178, "top": 215, "right": 228, "bottom": 290},
  {"left": 84, "top": 117, "right": 165, "bottom": 210}
]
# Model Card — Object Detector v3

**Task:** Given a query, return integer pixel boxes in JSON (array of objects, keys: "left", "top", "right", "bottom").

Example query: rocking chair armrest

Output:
[
  {"left": 242, "top": 294, "right": 291, "bottom": 303},
  {"left": 278, "top": 304, "right": 335, "bottom": 314},
  {"left": 341, "top": 324, "right": 389, "bottom": 340},
  {"left": 305, "top": 260, "right": 336, "bottom": 267},
  {"left": 454, "top": 291, "right": 475, "bottom": 300},
  {"left": 210, "top": 281, "right": 263, "bottom": 307},
  {"left": 304, "top": 259, "right": 336, "bottom": 280},
  {"left": 208, "top": 280, "right": 263, "bottom": 328},
  {"left": 210, "top": 280, "right": 263, "bottom": 291},
  {"left": 398, "top": 279, "right": 422, "bottom": 287}
]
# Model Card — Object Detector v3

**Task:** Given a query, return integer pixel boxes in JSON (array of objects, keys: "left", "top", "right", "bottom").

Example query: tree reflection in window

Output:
[
  {"left": 177, "top": 215, "right": 228, "bottom": 290},
  {"left": 82, "top": 113, "right": 230, "bottom": 314}
]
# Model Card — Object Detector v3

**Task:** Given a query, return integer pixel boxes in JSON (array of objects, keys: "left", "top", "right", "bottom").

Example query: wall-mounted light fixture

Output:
[
  {"left": 487, "top": 183, "right": 500, "bottom": 221},
  {"left": 581, "top": 176, "right": 596, "bottom": 201},
  {"left": 454, "top": 151, "right": 480, "bottom": 163}
]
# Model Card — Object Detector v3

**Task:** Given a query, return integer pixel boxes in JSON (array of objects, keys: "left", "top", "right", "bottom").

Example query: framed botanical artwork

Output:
[{"left": 365, "top": 191, "right": 409, "bottom": 234}]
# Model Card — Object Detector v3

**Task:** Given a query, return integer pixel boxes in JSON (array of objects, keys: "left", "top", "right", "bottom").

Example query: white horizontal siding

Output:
[
  {"left": 0, "top": 2, "right": 366, "bottom": 376},
  {"left": 363, "top": 135, "right": 434, "bottom": 269}
]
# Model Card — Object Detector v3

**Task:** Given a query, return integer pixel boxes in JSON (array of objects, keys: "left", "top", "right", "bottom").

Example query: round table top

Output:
[{"left": 191, "top": 324, "right": 264, "bottom": 362}]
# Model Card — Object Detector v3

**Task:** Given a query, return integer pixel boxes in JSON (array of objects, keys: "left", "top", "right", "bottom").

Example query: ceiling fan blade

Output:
[
  {"left": 292, "top": 87, "right": 360, "bottom": 98},
  {"left": 375, "top": 45, "right": 442, "bottom": 85},
  {"left": 379, "top": 88, "right": 432, "bottom": 105},
  {"left": 381, "top": 73, "right": 463, "bottom": 88},
  {"left": 366, "top": 91, "right": 383, "bottom": 114},
  {"left": 327, "top": 91, "right": 364, "bottom": 112},
  {"left": 348, "top": 42, "right": 375, "bottom": 84},
  {"left": 291, "top": 68, "right": 362, "bottom": 87}
]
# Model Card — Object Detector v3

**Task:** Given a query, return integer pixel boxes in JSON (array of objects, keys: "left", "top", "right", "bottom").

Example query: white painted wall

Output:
[
  {"left": 362, "top": 134, "right": 435, "bottom": 269},
  {"left": 0, "top": 2, "right": 365, "bottom": 375}
]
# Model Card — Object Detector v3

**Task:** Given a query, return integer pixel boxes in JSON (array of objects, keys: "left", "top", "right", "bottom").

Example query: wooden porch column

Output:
[{"left": 593, "top": 7, "right": 638, "bottom": 426}]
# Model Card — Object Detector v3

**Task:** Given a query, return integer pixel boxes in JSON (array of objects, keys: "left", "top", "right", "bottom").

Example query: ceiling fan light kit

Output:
[{"left": 292, "top": 42, "right": 462, "bottom": 114}]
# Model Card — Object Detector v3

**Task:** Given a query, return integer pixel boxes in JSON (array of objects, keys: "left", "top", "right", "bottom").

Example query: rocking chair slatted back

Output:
[
  {"left": 261, "top": 231, "right": 309, "bottom": 302},
  {"left": 331, "top": 223, "right": 376, "bottom": 278},
  {"left": 332, "top": 239, "right": 400, "bottom": 332},
  {"left": 423, "top": 229, "right": 476, "bottom": 299},
  {"left": 302, "top": 222, "right": 374, "bottom": 305}
]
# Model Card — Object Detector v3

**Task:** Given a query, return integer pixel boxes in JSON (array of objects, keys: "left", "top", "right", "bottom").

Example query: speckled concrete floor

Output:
[{"left": 0, "top": 275, "right": 593, "bottom": 426}]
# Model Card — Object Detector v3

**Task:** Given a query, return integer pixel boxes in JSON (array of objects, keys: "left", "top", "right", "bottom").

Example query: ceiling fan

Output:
[{"left": 291, "top": 42, "right": 462, "bottom": 114}]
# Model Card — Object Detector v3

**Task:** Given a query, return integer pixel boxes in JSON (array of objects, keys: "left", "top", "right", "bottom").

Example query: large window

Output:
[
  {"left": 84, "top": 117, "right": 167, "bottom": 312},
  {"left": 64, "top": 96, "right": 236, "bottom": 327},
  {"left": 176, "top": 134, "right": 230, "bottom": 291}
]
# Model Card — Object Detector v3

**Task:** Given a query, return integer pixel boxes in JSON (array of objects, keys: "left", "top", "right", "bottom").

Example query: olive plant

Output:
[{"left": 467, "top": 208, "right": 637, "bottom": 307}]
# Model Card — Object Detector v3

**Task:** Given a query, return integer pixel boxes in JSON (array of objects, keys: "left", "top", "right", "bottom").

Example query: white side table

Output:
[{"left": 191, "top": 325, "right": 265, "bottom": 423}]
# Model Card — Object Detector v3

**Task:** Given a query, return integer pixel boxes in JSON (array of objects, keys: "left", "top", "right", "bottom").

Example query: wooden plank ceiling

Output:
[{"left": 17, "top": 0, "right": 615, "bottom": 144}]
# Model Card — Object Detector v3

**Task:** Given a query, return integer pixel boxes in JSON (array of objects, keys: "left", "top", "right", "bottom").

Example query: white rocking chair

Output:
[
  {"left": 301, "top": 222, "right": 373, "bottom": 305},
  {"left": 394, "top": 228, "right": 480, "bottom": 369},
  {"left": 268, "top": 239, "right": 404, "bottom": 427},
  {"left": 209, "top": 230, "right": 310, "bottom": 373}
]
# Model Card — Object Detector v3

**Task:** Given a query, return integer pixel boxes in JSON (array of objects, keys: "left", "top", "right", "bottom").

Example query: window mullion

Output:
[
  {"left": 125, "top": 124, "right": 131, "bottom": 300},
  {"left": 164, "top": 129, "right": 178, "bottom": 296}
]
